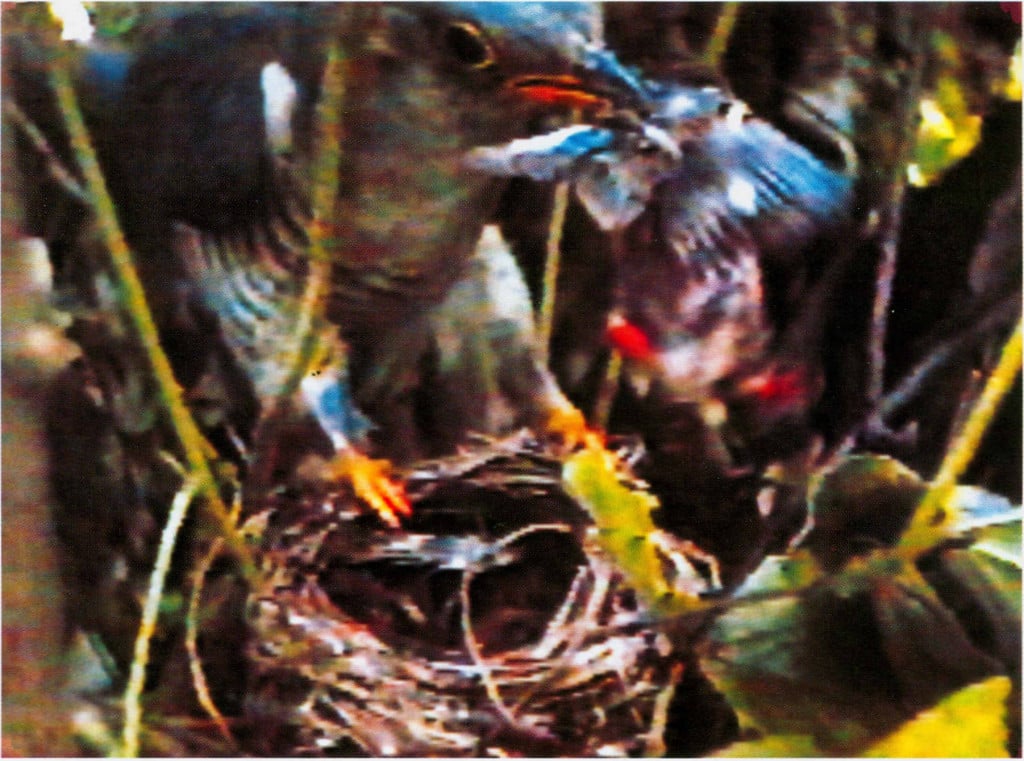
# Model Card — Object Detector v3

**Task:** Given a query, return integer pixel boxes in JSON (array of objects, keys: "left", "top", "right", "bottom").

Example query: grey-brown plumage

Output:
[{"left": 17, "top": 3, "right": 648, "bottom": 518}]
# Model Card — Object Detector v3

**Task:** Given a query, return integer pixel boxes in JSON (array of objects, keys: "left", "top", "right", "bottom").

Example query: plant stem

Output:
[
  {"left": 901, "top": 319, "right": 1022, "bottom": 556},
  {"left": 119, "top": 478, "right": 199, "bottom": 757},
  {"left": 3, "top": 98, "right": 89, "bottom": 204},
  {"left": 48, "top": 55, "right": 253, "bottom": 575},
  {"left": 276, "top": 44, "right": 347, "bottom": 401},
  {"left": 538, "top": 182, "right": 571, "bottom": 369},
  {"left": 702, "top": 3, "right": 740, "bottom": 68}
]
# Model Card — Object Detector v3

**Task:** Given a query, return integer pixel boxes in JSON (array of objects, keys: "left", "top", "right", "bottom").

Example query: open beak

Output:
[
  {"left": 511, "top": 47, "right": 649, "bottom": 114},
  {"left": 509, "top": 74, "right": 611, "bottom": 112}
]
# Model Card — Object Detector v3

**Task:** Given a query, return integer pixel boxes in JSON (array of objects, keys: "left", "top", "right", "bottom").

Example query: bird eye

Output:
[{"left": 444, "top": 21, "right": 494, "bottom": 69}]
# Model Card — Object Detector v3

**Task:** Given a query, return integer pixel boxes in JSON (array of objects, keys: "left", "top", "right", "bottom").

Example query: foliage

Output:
[
  {"left": 703, "top": 452, "right": 1021, "bottom": 757},
  {"left": 863, "top": 676, "right": 1011, "bottom": 758},
  {"left": 3, "top": 2, "right": 1020, "bottom": 757},
  {"left": 563, "top": 446, "right": 720, "bottom": 616}
]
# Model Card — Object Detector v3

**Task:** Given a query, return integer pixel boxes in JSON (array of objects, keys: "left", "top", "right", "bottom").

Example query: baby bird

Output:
[{"left": 467, "top": 79, "right": 857, "bottom": 470}]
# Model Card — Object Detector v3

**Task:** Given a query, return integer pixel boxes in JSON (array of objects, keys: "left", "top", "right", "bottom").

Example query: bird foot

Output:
[
  {"left": 544, "top": 402, "right": 606, "bottom": 452},
  {"left": 323, "top": 451, "right": 411, "bottom": 528}
]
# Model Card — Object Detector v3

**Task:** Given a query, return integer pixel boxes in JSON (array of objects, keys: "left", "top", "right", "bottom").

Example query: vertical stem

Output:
[
  {"left": 901, "top": 319, "right": 1022, "bottom": 556},
  {"left": 277, "top": 44, "right": 348, "bottom": 399},
  {"left": 866, "top": 205, "right": 903, "bottom": 404},
  {"left": 119, "top": 479, "right": 200, "bottom": 757},
  {"left": 537, "top": 181, "right": 571, "bottom": 369},
  {"left": 701, "top": 3, "right": 740, "bottom": 69},
  {"left": 48, "top": 54, "right": 252, "bottom": 575},
  {"left": 593, "top": 348, "right": 623, "bottom": 430}
]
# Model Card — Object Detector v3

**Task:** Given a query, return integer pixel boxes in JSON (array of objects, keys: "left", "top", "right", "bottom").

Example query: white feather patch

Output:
[{"left": 261, "top": 62, "right": 298, "bottom": 156}]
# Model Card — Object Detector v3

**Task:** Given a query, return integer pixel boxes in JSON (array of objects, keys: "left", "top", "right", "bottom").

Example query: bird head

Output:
[
  {"left": 335, "top": 2, "right": 650, "bottom": 163},
  {"left": 324, "top": 2, "right": 656, "bottom": 322}
]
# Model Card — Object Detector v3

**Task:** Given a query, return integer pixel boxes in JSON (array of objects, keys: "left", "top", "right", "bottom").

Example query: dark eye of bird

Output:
[{"left": 444, "top": 22, "right": 494, "bottom": 68}]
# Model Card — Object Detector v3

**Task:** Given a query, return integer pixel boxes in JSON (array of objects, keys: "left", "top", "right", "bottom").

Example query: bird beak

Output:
[
  {"left": 509, "top": 47, "right": 649, "bottom": 115},
  {"left": 582, "top": 46, "right": 649, "bottom": 105},
  {"left": 508, "top": 74, "right": 611, "bottom": 112}
]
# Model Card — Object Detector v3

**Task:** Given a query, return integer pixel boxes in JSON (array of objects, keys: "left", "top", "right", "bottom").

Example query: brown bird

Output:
[{"left": 20, "top": 3, "right": 650, "bottom": 525}]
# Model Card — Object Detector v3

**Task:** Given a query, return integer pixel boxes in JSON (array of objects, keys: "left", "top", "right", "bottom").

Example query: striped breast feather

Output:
[{"left": 173, "top": 222, "right": 309, "bottom": 403}]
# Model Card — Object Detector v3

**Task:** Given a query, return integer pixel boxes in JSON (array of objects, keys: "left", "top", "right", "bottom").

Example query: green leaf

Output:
[
  {"left": 863, "top": 676, "right": 1011, "bottom": 757},
  {"left": 562, "top": 447, "right": 713, "bottom": 615},
  {"left": 703, "top": 547, "right": 1008, "bottom": 756},
  {"left": 924, "top": 536, "right": 1021, "bottom": 673},
  {"left": 732, "top": 552, "right": 821, "bottom": 600},
  {"left": 704, "top": 589, "right": 900, "bottom": 755},
  {"left": 971, "top": 520, "right": 1023, "bottom": 568},
  {"left": 949, "top": 486, "right": 1022, "bottom": 534},
  {"left": 806, "top": 455, "right": 926, "bottom": 572},
  {"left": 869, "top": 564, "right": 1003, "bottom": 707}
]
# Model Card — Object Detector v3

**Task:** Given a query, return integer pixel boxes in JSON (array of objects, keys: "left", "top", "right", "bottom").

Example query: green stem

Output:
[
  {"left": 276, "top": 44, "right": 348, "bottom": 399},
  {"left": 593, "top": 348, "right": 623, "bottom": 430},
  {"left": 48, "top": 55, "right": 253, "bottom": 575},
  {"left": 701, "top": 3, "right": 740, "bottom": 68},
  {"left": 119, "top": 478, "right": 199, "bottom": 757},
  {"left": 901, "top": 319, "right": 1022, "bottom": 556},
  {"left": 538, "top": 181, "right": 570, "bottom": 368}
]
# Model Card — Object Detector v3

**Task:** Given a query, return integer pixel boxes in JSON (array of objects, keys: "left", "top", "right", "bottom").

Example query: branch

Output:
[
  {"left": 48, "top": 54, "right": 253, "bottom": 575},
  {"left": 3, "top": 97, "right": 89, "bottom": 205},
  {"left": 900, "top": 319, "right": 1022, "bottom": 557}
]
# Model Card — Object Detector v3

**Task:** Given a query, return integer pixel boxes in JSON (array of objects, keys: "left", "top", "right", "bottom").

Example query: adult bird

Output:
[{"left": 14, "top": 3, "right": 649, "bottom": 525}]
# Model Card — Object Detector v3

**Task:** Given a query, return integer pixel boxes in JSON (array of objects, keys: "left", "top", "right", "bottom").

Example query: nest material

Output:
[{"left": 243, "top": 433, "right": 694, "bottom": 756}]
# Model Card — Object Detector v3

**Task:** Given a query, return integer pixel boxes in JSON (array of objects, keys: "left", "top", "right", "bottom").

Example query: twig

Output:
[
  {"left": 876, "top": 295, "right": 1020, "bottom": 423},
  {"left": 460, "top": 523, "right": 574, "bottom": 730},
  {"left": 864, "top": 24, "right": 926, "bottom": 410},
  {"left": 593, "top": 348, "right": 623, "bottom": 430},
  {"left": 120, "top": 477, "right": 200, "bottom": 757},
  {"left": 274, "top": 43, "right": 348, "bottom": 403},
  {"left": 643, "top": 662, "right": 685, "bottom": 757},
  {"left": 184, "top": 489, "right": 243, "bottom": 744},
  {"left": 537, "top": 182, "right": 571, "bottom": 369},
  {"left": 701, "top": 3, "right": 740, "bottom": 69},
  {"left": 48, "top": 55, "right": 253, "bottom": 576},
  {"left": 900, "top": 319, "right": 1022, "bottom": 557},
  {"left": 185, "top": 537, "right": 237, "bottom": 749},
  {"left": 867, "top": 229, "right": 901, "bottom": 404},
  {"left": 3, "top": 98, "right": 89, "bottom": 205}
]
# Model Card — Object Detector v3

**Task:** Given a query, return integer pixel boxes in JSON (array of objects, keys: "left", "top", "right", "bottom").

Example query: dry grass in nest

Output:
[{"left": 242, "top": 433, "right": 699, "bottom": 756}]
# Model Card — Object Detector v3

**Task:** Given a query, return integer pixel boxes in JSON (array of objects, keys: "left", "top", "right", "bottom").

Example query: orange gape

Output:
[{"left": 511, "top": 74, "right": 612, "bottom": 112}]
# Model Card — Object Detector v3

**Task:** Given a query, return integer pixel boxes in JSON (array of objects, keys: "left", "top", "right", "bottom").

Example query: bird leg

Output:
[
  {"left": 299, "top": 358, "right": 411, "bottom": 528},
  {"left": 319, "top": 448, "right": 411, "bottom": 529}
]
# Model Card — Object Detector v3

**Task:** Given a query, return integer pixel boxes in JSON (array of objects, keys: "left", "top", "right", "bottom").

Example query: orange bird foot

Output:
[
  {"left": 544, "top": 402, "right": 606, "bottom": 452},
  {"left": 323, "top": 451, "right": 411, "bottom": 528}
]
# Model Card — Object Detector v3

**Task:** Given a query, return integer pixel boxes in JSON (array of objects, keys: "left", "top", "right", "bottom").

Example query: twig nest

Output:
[{"left": 243, "top": 433, "right": 690, "bottom": 756}]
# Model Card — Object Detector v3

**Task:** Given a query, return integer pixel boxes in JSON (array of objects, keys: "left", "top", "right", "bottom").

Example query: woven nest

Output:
[{"left": 242, "top": 433, "right": 701, "bottom": 756}]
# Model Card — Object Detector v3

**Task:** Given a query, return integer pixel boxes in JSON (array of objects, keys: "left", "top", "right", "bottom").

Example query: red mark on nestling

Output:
[
  {"left": 740, "top": 366, "right": 808, "bottom": 408},
  {"left": 606, "top": 313, "right": 657, "bottom": 364},
  {"left": 1000, "top": 2, "right": 1021, "bottom": 23}
]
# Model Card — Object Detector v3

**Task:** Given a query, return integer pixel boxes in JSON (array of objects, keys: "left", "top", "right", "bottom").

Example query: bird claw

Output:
[
  {"left": 544, "top": 402, "right": 606, "bottom": 452},
  {"left": 325, "top": 451, "right": 411, "bottom": 528}
]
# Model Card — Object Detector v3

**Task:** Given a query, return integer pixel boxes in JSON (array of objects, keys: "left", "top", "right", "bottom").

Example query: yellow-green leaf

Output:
[
  {"left": 562, "top": 446, "right": 709, "bottom": 615},
  {"left": 863, "top": 676, "right": 1011, "bottom": 758}
]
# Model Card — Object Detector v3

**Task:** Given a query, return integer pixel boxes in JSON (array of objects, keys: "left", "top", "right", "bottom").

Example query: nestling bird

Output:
[
  {"left": 15, "top": 3, "right": 650, "bottom": 525},
  {"left": 469, "top": 78, "right": 857, "bottom": 471}
]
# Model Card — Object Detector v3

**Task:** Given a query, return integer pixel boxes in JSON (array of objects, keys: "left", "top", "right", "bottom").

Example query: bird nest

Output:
[{"left": 242, "top": 433, "right": 699, "bottom": 756}]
